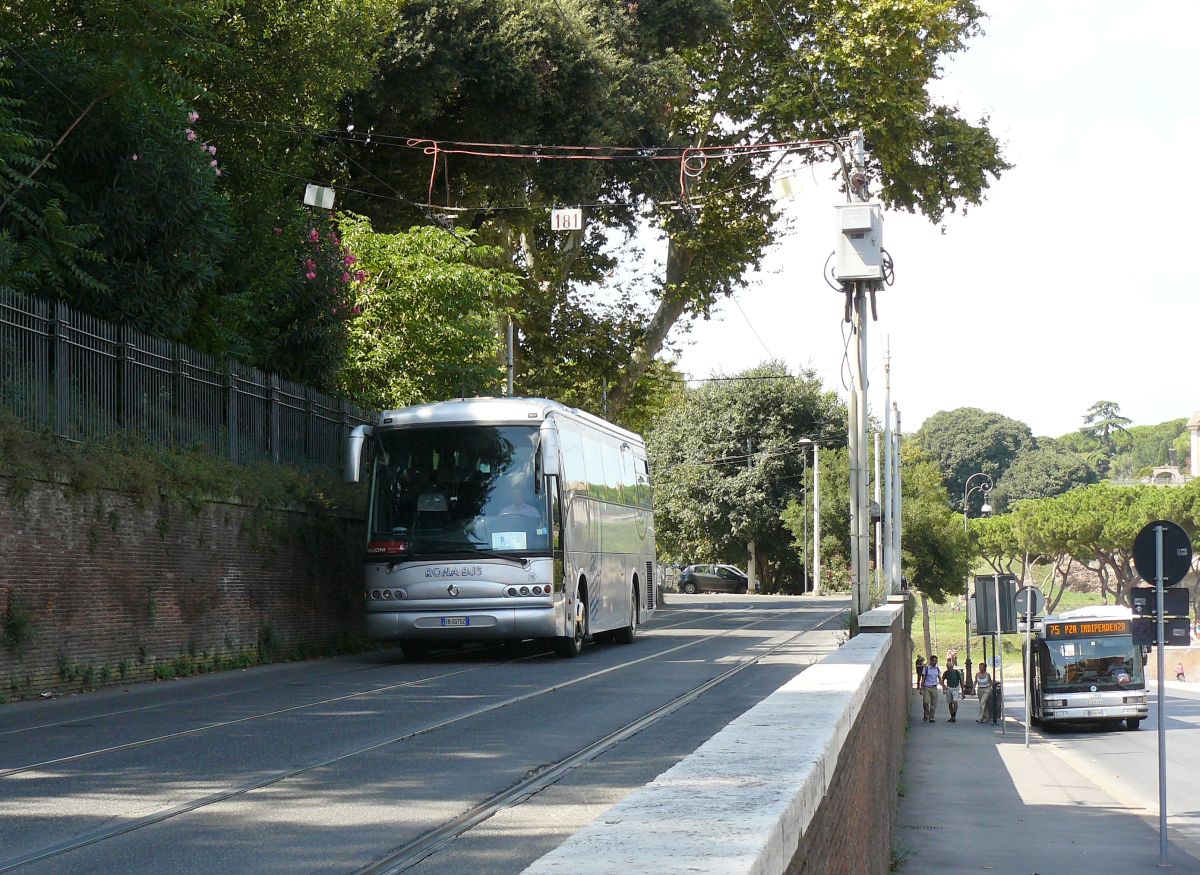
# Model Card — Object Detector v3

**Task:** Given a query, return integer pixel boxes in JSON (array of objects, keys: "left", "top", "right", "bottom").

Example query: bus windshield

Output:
[
  {"left": 1039, "top": 636, "right": 1143, "bottom": 692},
  {"left": 368, "top": 424, "right": 548, "bottom": 558}
]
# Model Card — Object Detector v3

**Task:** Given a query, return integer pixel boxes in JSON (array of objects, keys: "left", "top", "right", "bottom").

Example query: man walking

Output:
[
  {"left": 921, "top": 655, "right": 941, "bottom": 722},
  {"left": 941, "top": 658, "right": 963, "bottom": 723}
]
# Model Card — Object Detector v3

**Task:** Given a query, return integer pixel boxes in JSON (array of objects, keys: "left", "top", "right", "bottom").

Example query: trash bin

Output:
[{"left": 990, "top": 683, "right": 1002, "bottom": 724}]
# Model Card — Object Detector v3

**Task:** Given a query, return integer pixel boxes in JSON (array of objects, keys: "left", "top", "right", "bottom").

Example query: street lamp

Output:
[{"left": 962, "top": 472, "right": 993, "bottom": 693}]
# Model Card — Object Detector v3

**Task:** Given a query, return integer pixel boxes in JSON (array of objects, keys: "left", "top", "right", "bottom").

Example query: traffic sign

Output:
[
  {"left": 1131, "top": 586, "right": 1190, "bottom": 618},
  {"left": 1133, "top": 616, "right": 1193, "bottom": 647},
  {"left": 1133, "top": 520, "right": 1192, "bottom": 586},
  {"left": 1014, "top": 585, "right": 1045, "bottom": 617}
]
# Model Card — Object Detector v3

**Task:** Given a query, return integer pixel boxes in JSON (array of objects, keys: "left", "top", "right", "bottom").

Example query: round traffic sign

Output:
[
  {"left": 1014, "top": 585, "right": 1045, "bottom": 617},
  {"left": 1133, "top": 520, "right": 1192, "bottom": 586}
]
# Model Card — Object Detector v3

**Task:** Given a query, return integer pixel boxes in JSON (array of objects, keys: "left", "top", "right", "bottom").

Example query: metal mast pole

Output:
[
  {"left": 883, "top": 354, "right": 893, "bottom": 593},
  {"left": 813, "top": 443, "right": 822, "bottom": 596},
  {"left": 874, "top": 431, "right": 882, "bottom": 597}
]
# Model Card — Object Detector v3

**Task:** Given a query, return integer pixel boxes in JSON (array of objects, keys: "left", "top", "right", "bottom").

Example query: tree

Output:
[
  {"left": 991, "top": 444, "right": 1097, "bottom": 511},
  {"left": 335, "top": 215, "right": 522, "bottom": 411},
  {"left": 341, "top": 1, "right": 1009, "bottom": 416},
  {"left": 648, "top": 363, "right": 846, "bottom": 592},
  {"left": 898, "top": 445, "right": 972, "bottom": 659},
  {"left": 916, "top": 408, "right": 1034, "bottom": 511},
  {"left": 1081, "top": 400, "right": 1132, "bottom": 455}
]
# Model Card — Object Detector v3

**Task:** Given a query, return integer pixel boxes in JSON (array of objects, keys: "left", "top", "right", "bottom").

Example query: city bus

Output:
[
  {"left": 344, "top": 397, "right": 657, "bottom": 659},
  {"left": 1026, "top": 606, "right": 1148, "bottom": 730}
]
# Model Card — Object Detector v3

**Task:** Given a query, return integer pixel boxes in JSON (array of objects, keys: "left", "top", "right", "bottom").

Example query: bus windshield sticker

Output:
[{"left": 492, "top": 531, "right": 527, "bottom": 550}]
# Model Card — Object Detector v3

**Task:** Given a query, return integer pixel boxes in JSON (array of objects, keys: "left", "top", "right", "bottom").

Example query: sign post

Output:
[
  {"left": 1132, "top": 519, "right": 1192, "bottom": 868},
  {"left": 1015, "top": 585, "right": 1044, "bottom": 750}
]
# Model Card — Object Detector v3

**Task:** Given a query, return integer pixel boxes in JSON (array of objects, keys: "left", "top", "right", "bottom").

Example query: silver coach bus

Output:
[{"left": 345, "top": 397, "right": 657, "bottom": 659}]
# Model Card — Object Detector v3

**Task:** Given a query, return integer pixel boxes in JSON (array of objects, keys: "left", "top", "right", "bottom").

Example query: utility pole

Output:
[
  {"left": 882, "top": 351, "right": 894, "bottom": 593},
  {"left": 747, "top": 437, "right": 757, "bottom": 594},
  {"left": 835, "top": 130, "right": 882, "bottom": 618},
  {"left": 813, "top": 442, "right": 821, "bottom": 595},
  {"left": 506, "top": 316, "right": 515, "bottom": 396},
  {"left": 874, "top": 431, "right": 882, "bottom": 597},
  {"left": 892, "top": 405, "right": 903, "bottom": 591}
]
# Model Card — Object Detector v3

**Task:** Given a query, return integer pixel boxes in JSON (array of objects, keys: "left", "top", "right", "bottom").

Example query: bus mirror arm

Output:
[{"left": 345, "top": 425, "right": 373, "bottom": 483}]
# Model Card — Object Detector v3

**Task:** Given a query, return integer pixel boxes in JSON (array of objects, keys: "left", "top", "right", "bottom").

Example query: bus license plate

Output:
[
  {"left": 1087, "top": 708, "right": 1104, "bottom": 717},
  {"left": 441, "top": 616, "right": 469, "bottom": 627}
]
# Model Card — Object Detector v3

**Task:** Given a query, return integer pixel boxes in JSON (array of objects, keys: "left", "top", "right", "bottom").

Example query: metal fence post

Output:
[
  {"left": 305, "top": 386, "right": 316, "bottom": 464},
  {"left": 269, "top": 374, "right": 281, "bottom": 465},
  {"left": 51, "top": 301, "right": 70, "bottom": 438},
  {"left": 118, "top": 327, "right": 134, "bottom": 432},
  {"left": 225, "top": 360, "right": 238, "bottom": 464}
]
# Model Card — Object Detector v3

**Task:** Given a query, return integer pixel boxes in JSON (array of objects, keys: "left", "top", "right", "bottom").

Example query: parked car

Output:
[{"left": 679, "top": 564, "right": 749, "bottom": 594}]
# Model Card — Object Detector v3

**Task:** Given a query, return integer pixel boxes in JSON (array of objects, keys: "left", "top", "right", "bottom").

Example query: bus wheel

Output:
[
  {"left": 1126, "top": 718, "right": 1142, "bottom": 730},
  {"left": 400, "top": 641, "right": 427, "bottom": 661},
  {"left": 555, "top": 599, "right": 586, "bottom": 658},
  {"left": 614, "top": 585, "right": 638, "bottom": 645}
]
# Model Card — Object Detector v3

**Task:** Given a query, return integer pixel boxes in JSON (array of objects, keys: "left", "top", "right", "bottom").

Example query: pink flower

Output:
[
  {"left": 186, "top": 129, "right": 197, "bottom": 141},
  {"left": 210, "top": 159, "right": 218, "bottom": 167},
  {"left": 330, "top": 307, "right": 337, "bottom": 315},
  {"left": 304, "top": 259, "right": 316, "bottom": 270},
  {"left": 306, "top": 271, "right": 317, "bottom": 280},
  {"left": 207, "top": 144, "right": 217, "bottom": 155},
  {"left": 341, "top": 272, "right": 351, "bottom": 283},
  {"left": 131, "top": 154, "right": 138, "bottom": 161},
  {"left": 214, "top": 167, "right": 221, "bottom": 176},
  {"left": 343, "top": 253, "right": 357, "bottom": 266},
  {"left": 354, "top": 270, "right": 366, "bottom": 283},
  {"left": 187, "top": 111, "right": 200, "bottom": 123},
  {"left": 329, "top": 232, "right": 340, "bottom": 245},
  {"left": 308, "top": 229, "right": 320, "bottom": 243},
  {"left": 353, "top": 305, "right": 362, "bottom": 315},
  {"left": 273, "top": 227, "right": 282, "bottom": 236}
]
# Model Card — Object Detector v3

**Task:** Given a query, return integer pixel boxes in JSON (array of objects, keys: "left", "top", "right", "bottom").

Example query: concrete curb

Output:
[{"left": 523, "top": 631, "right": 892, "bottom": 874}]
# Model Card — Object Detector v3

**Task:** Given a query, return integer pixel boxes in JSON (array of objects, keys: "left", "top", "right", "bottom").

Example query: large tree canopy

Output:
[
  {"left": 916, "top": 407, "right": 1034, "bottom": 511},
  {"left": 647, "top": 362, "right": 845, "bottom": 592},
  {"left": 991, "top": 443, "right": 1098, "bottom": 511},
  {"left": 339, "top": 0, "right": 1009, "bottom": 416}
]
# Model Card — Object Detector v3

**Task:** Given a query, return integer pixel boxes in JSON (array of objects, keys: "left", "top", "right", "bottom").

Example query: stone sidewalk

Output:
[{"left": 892, "top": 685, "right": 1200, "bottom": 874}]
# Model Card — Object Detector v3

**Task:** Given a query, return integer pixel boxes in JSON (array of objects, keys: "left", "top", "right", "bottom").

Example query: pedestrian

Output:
[
  {"left": 915, "top": 654, "right": 925, "bottom": 690},
  {"left": 921, "top": 655, "right": 941, "bottom": 722},
  {"left": 1176, "top": 662, "right": 1186, "bottom": 683},
  {"left": 942, "top": 658, "right": 964, "bottom": 722},
  {"left": 975, "top": 661, "right": 993, "bottom": 723}
]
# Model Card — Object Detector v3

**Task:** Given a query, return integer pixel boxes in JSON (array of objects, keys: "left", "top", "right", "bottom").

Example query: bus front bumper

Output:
[
  {"left": 1042, "top": 705, "right": 1148, "bottom": 723},
  {"left": 366, "top": 606, "right": 561, "bottom": 642}
]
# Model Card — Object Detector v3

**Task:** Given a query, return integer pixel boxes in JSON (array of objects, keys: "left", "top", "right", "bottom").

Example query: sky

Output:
[{"left": 668, "top": 1, "right": 1200, "bottom": 439}]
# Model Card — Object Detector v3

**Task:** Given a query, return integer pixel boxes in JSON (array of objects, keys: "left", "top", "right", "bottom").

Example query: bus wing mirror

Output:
[
  {"left": 345, "top": 424, "right": 373, "bottom": 483},
  {"left": 539, "top": 421, "right": 560, "bottom": 477}
]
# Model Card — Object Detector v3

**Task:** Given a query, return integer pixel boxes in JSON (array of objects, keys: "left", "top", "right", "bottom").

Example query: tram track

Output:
[
  {"left": 357, "top": 612, "right": 843, "bottom": 875},
  {"left": 0, "top": 602, "right": 843, "bottom": 873},
  {"left": 0, "top": 603, "right": 787, "bottom": 777}
]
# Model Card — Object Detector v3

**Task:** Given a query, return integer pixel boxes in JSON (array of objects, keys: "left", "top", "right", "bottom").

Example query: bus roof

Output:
[
  {"left": 375, "top": 397, "right": 644, "bottom": 444},
  {"left": 1043, "top": 604, "right": 1133, "bottom": 624}
]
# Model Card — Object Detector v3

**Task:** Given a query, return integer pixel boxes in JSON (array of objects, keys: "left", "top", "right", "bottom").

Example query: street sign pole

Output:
[
  {"left": 1024, "top": 606, "right": 1032, "bottom": 749},
  {"left": 993, "top": 573, "right": 1005, "bottom": 736},
  {"left": 1155, "top": 524, "right": 1167, "bottom": 867}
]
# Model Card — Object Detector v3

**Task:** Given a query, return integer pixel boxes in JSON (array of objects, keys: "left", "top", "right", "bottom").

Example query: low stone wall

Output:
[
  {"left": 523, "top": 601, "right": 909, "bottom": 875},
  {"left": 0, "top": 476, "right": 366, "bottom": 699}
]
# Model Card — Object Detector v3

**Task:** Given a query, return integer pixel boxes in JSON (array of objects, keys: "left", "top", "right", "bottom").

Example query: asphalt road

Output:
[
  {"left": 0, "top": 593, "right": 848, "bottom": 874},
  {"left": 1023, "top": 680, "right": 1200, "bottom": 863}
]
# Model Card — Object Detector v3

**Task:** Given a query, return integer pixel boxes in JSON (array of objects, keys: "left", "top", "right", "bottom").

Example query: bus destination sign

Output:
[{"left": 1044, "top": 619, "right": 1131, "bottom": 639}]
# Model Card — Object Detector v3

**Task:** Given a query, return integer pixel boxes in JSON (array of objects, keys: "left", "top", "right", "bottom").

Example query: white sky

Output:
[{"left": 669, "top": 0, "right": 1200, "bottom": 438}]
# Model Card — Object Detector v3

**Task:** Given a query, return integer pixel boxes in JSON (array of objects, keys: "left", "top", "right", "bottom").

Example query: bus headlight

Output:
[
  {"left": 1124, "top": 695, "right": 1145, "bottom": 704},
  {"left": 371, "top": 590, "right": 381, "bottom": 600},
  {"left": 394, "top": 588, "right": 408, "bottom": 600},
  {"left": 382, "top": 590, "right": 393, "bottom": 599}
]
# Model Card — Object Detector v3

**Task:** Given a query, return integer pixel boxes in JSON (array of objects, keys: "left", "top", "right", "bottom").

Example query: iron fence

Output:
[{"left": 0, "top": 290, "right": 373, "bottom": 470}]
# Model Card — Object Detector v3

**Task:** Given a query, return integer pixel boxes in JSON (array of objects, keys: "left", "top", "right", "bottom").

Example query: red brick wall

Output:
[
  {"left": 0, "top": 475, "right": 366, "bottom": 698},
  {"left": 786, "top": 611, "right": 909, "bottom": 875}
]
